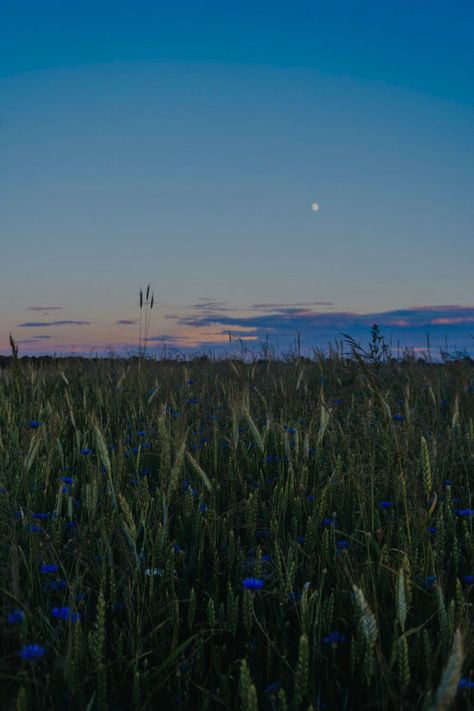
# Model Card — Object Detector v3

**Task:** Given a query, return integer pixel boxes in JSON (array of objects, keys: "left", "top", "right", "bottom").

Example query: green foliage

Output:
[{"left": 1, "top": 355, "right": 474, "bottom": 709}]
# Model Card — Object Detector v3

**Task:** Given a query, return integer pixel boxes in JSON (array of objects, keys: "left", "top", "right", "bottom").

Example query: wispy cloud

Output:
[
  {"left": 175, "top": 308, "right": 355, "bottom": 331},
  {"left": 163, "top": 303, "right": 474, "bottom": 352},
  {"left": 431, "top": 317, "right": 474, "bottom": 325},
  {"left": 28, "top": 306, "right": 63, "bottom": 312},
  {"left": 173, "top": 304, "right": 474, "bottom": 332},
  {"left": 146, "top": 334, "right": 196, "bottom": 342},
  {"left": 9, "top": 304, "right": 474, "bottom": 358},
  {"left": 410, "top": 305, "right": 474, "bottom": 313},
  {"left": 187, "top": 300, "right": 334, "bottom": 314},
  {"left": 189, "top": 300, "right": 236, "bottom": 312},
  {"left": 17, "top": 336, "right": 56, "bottom": 344},
  {"left": 17, "top": 321, "right": 90, "bottom": 327},
  {"left": 250, "top": 301, "right": 334, "bottom": 310}
]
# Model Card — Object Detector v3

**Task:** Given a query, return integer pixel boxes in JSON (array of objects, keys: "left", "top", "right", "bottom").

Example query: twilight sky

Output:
[{"left": 1, "top": 0, "right": 473, "bottom": 357}]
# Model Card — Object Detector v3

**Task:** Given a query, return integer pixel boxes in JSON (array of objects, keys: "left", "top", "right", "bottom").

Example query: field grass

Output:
[{"left": 1, "top": 352, "right": 474, "bottom": 710}]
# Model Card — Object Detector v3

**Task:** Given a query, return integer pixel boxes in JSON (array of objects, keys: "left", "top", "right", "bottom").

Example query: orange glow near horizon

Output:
[{"left": 1, "top": 318, "right": 260, "bottom": 355}]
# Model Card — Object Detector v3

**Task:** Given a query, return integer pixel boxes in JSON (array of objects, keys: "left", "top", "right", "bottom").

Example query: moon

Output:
[{"left": 311, "top": 201, "right": 320, "bottom": 212}]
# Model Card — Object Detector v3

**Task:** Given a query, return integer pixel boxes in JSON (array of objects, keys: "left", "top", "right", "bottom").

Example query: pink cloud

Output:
[{"left": 431, "top": 317, "right": 474, "bottom": 325}]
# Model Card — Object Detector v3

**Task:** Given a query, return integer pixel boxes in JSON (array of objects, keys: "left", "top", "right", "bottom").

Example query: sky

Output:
[{"left": 1, "top": 0, "right": 473, "bottom": 358}]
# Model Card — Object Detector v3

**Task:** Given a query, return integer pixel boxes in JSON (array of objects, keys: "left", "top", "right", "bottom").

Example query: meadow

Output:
[{"left": 1, "top": 348, "right": 474, "bottom": 710}]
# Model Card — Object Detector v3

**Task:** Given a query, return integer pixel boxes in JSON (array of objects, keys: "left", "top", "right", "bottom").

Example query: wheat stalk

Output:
[
  {"left": 421, "top": 436, "right": 432, "bottom": 498},
  {"left": 432, "top": 628, "right": 464, "bottom": 711},
  {"left": 397, "top": 566, "right": 407, "bottom": 631},
  {"left": 186, "top": 451, "right": 213, "bottom": 493},
  {"left": 353, "top": 585, "right": 378, "bottom": 646}
]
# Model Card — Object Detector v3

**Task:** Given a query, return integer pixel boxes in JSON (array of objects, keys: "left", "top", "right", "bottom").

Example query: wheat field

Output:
[{"left": 1, "top": 351, "right": 474, "bottom": 710}]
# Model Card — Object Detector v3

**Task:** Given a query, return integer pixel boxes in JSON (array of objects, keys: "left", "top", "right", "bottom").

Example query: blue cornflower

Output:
[
  {"left": 457, "top": 509, "right": 474, "bottom": 517},
  {"left": 459, "top": 678, "right": 474, "bottom": 689},
  {"left": 40, "top": 563, "right": 59, "bottom": 574},
  {"left": 29, "top": 524, "right": 42, "bottom": 533},
  {"left": 80, "top": 448, "right": 92, "bottom": 455},
  {"left": 51, "top": 607, "right": 69, "bottom": 619},
  {"left": 60, "top": 476, "right": 73, "bottom": 485},
  {"left": 51, "top": 607, "right": 80, "bottom": 622},
  {"left": 20, "top": 644, "right": 45, "bottom": 660},
  {"left": 393, "top": 414, "right": 406, "bottom": 422},
  {"left": 45, "top": 579, "right": 67, "bottom": 593},
  {"left": 322, "top": 516, "right": 335, "bottom": 526},
  {"left": 323, "top": 630, "right": 347, "bottom": 646},
  {"left": 337, "top": 540, "right": 350, "bottom": 549},
  {"left": 198, "top": 503, "right": 208, "bottom": 514},
  {"left": 29, "top": 420, "right": 42, "bottom": 429},
  {"left": 423, "top": 575, "right": 437, "bottom": 589},
  {"left": 261, "top": 554, "right": 272, "bottom": 562},
  {"left": 32, "top": 512, "right": 50, "bottom": 520},
  {"left": 242, "top": 577, "right": 265, "bottom": 590},
  {"left": 427, "top": 526, "right": 437, "bottom": 534},
  {"left": 379, "top": 500, "right": 392, "bottom": 509},
  {"left": 7, "top": 609, "right": 25, "bottom": 624},
  {"left": 463, "top": 575, "right": 474, "bottom": 585}
]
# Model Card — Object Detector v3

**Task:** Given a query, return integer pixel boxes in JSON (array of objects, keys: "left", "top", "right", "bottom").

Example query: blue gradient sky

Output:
[{"left": 1, "top": 1, "right": 473, "bottom": 357}]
